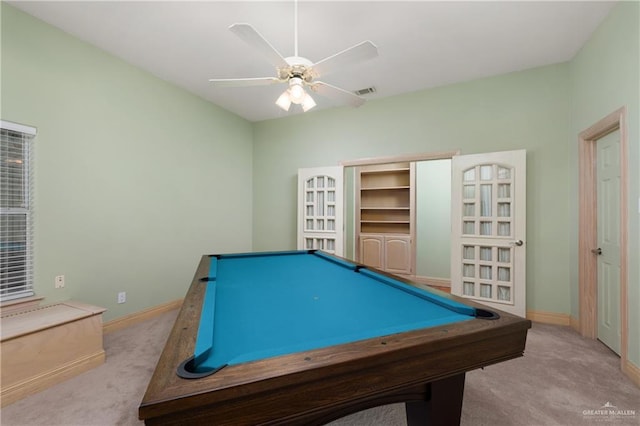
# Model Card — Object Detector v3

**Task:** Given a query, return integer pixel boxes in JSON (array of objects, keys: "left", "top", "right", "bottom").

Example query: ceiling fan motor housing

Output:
[{"left": 279, "top": 57, "right": 315, "bottom": 83}]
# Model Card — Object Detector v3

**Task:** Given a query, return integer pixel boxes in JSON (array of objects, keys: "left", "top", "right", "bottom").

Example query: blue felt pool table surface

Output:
[{"left": 191, "top": 250, "right": 477, "bottom": 374}]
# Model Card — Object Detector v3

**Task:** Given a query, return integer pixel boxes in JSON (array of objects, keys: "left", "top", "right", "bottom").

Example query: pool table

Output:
[{"left": 139, "top": 250, "right": 530, "bottom": 425}]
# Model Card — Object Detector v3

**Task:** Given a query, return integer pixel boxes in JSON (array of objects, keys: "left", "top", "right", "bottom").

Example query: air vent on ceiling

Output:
[{"left": 354, "top": 87, "right": 376, "bottom": 96}]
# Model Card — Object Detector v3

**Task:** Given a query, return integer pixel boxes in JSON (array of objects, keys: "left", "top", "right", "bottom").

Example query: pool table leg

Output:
[{"left": 405, "top": 373, "right": 466, "bottom": 426}]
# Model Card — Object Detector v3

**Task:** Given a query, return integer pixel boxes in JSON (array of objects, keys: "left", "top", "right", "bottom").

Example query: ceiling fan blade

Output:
[
  {"left": 312, "top": 41, "right": 378, "bottom": 78},
  {"left": 229, "top": 23, "right": 289, "bottom": 69},
  {"left": 208, "top": 77, "right": 282, "bottom": 87},
  {"left": 310, "top": 81, "right": 366, "bottom": 108}
]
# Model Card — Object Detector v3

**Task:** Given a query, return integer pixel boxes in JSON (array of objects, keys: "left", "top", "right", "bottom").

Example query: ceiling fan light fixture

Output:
[
  {"left": 302, "top": 92, "right": 316, "bottom": 112},
  {"left": 275, "top": 91, "right": 292, "bottom": 111},
  {"left": 276, "top": 76, "right": 315, "bottom": 112},
  {"left": 288, "top": 77, "right": 306, "bottom": 104}
]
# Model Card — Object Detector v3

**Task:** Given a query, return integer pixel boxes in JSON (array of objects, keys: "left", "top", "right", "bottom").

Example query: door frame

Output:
[
  {"left": 578, "top": 107, "right": 628, "bottom": 368},
  {"left": 342, "top": 150, "right": 460, "bottom": 266}
]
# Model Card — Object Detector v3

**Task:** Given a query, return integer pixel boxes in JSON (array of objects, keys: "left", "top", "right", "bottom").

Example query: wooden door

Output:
[
  {"left": 596, "top": 130, "right": 621, "bottom": 354},
  {"left": 451, "top": 150, "right": 526, "bottom": 317},
  {"left": 297, "top": 166, "right": 344, "bottom": 256}
]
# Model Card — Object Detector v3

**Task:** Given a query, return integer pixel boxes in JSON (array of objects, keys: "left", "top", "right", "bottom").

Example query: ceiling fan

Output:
[{"left": 209, "top": 1, "right": 378, "bottom": 112}]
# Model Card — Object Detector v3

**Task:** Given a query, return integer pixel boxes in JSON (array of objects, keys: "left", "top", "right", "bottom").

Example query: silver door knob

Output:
[
  {"left": 511, "top": 240, "right": 524, "bottom": 246},
  {"left": 591, "top": 247, "right": 602, "bottom": 255}
]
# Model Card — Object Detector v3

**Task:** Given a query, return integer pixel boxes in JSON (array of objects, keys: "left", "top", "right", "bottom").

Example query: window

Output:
[{"left": 1, "top": 120, "right": 36, "bottom": 302}]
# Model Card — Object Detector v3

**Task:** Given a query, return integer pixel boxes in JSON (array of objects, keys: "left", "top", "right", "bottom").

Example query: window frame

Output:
[{"left": 1, "top": 119, "right": 37, "bottom": 302}]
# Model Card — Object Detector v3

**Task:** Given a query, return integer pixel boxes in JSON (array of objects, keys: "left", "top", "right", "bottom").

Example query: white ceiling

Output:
[{"left": 9, "top": 1, "right": 616, "bottom": 122}]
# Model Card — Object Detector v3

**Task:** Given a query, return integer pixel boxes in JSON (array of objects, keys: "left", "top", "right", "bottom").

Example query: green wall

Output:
[
  {"left": 415, "top": 159, "right": 451, "bottom": 279},
  {"left": 344, "top": 167, "right": 356, "bottom": 260},
  {"left": 568, "top": 1, "right": 640, "bottom": 366},
  {"left": 1, "top": 4, "right": 254, "bottom": 321},
  {"left": 253, "top": 63, "right": 571, "bottom": 315}
]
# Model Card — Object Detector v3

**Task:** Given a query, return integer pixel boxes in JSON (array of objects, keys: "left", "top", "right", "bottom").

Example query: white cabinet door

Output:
[
  {"left": 451, "top": 150, "right": 526, "bottom": 317},
  {"left": 298, "top": 166, "right": 344, "bottom": 256}
]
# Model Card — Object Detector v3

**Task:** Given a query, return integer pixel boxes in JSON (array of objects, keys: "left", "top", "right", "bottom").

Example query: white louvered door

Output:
[
  {"left": 451, "top": 150, "right": 526, "bottom": 317},
  {"left": 297, "top": 166, "right": 344, "bottom": 256}
]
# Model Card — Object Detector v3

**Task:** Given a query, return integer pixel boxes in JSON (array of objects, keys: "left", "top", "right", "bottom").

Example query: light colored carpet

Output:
[{"left": 1, "top": 310, "right": 638, "bottom": 426}]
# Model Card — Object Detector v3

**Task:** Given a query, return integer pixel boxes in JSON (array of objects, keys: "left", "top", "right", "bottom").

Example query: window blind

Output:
[{"left": 1, "top": 120, "right": 36, "bottom": 302}]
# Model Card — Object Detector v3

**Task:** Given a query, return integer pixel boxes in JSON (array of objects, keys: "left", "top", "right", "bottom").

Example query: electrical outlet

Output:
[
  {"left": 55, "top": 275, "right": 65, "bottom": 289},
  {"left": 117, "top": 291, "right": 126, "bottom": 304}
]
